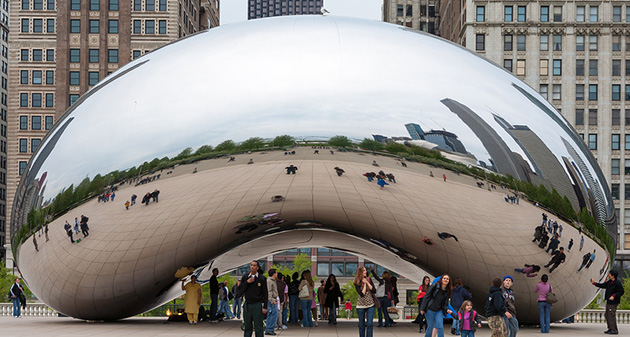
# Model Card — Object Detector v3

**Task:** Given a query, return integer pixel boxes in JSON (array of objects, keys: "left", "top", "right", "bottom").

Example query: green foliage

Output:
[
  {"left": 328, "top": 135, "right": 353, "bottom": 148},
  {"left": 384, "top": 142, "right": 409, "bottom": 155},
  {"left": 619, "top": 272, "right": 630, "bottom": 310},
  {"left": 359, "top": 138, "right": 384, "bottom": 152},
  {"left": 341, "top": 281, "right": 358, "bottom": 305},
  {"left": 585, "top": 294, "right": 601, "bottom": 309},
  {"left": 174, "top": 147, "right": 193, "bottom": 160},
  {"left": 271, "top": 135, "right": 295, "bottom": 147},
  {"left": 270, "top": 253, "right": 312, "bottom": 280},
  {"left": 194, "top": 145, "right": 214, "bottom": 156},
  {"left": 215, "top": 139, "right": 236, "bottom": 152},
  {"left": 239, "top": 137, "right": 265, "bottom": 151},
  {"left": 0, "top": 262, "right": 33, "bottom": 302}
]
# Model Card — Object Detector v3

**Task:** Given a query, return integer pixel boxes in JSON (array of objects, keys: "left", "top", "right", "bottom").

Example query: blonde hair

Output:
[{"left": 353, "top": 267, "right": 366, "bottom": 286}]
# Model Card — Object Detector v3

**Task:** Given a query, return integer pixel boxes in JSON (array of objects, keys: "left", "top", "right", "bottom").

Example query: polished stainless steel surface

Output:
[{"left": 12, "top": 16, "right": 614, "bottom": 322}]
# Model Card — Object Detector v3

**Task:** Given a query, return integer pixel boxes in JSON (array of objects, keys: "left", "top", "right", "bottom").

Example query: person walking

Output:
[
  {"left": 534, "top": 274, "right": 553, "bottom": 333},
  {"left": 585, "top": 249, "right": 596, "bottom": 269},
  {"left": 9, "top": 278, "right": 24, "bottom": 318},
  {"left": 232, "top": 280, "right": 243, "bottom": 319},
  {"left": 181, "top": 275, "right": 202, "bottom": 325},
  {"left": 458, "top": 300, "right": 482, "bottom": 337},
  {"left": 577, "top": 252, "right": 592, "bottom": 272},
  {"left": 371, "top": 268, "right": 393, "bottom": 327},
  {"left": 324, "top": 274, "right": 342, "bottom": 325},
  {"left": 354, "top": 266, "right": 376, "bottom": 337},
  {"left": 544, "top": 247, "right": 566, "bottom": 273},
  {"left": 219, "top": 282, "right": 234, "bottom": 319},
  {"left": 450, "top": 277, "right": 472, "bottom": 335},
  {"left": 413, "top": 276, "right": 431, "bottom": 333},
  {"left": 317, "top": 280, "right": 327, "bottom": 321},
  {"left": 237, "top": 261, "right": 268, "bottom": 337},
  {"left": 298, "top": 270, "right": 315, "bottom": 328},
  {"left": 486, "top": 278, "right": 510, "bottom": 337},
  {"left": 288, "top": 273, "right": 300, "bottom": 323},
  {"left": 502, "top": 276, "right": 518, "bottom": 337},
  {"left": 420, "top": 275, "right": 453, "bottom": 337},
  {"left": 265, "top": 269, "right": 279, "bottom": 336},
  {"left": 591, "top": 270, "right": 624, "bottom": 335},
  {"left": 44, "top": 223, "right": 49, "bottom": 242}
]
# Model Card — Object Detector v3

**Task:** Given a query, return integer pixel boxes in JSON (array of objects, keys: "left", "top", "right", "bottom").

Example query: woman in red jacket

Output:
[{"left": 413, "top": 276, "right": 431, "bottom": 333}]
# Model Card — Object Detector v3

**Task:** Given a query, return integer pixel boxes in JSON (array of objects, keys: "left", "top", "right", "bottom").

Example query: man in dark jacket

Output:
[
  {"left": 9, "top": 278, "right": 24, "bottom": 317},
  {"left": 501, "top": 276, "right": 518, "bottom": 337},
  {"left": 591, "top": 270, "right": 625, "bottom": 335},
  {"left": 486, "top": 278, "right": 511, "bottom": 337},
  {"left": 209, "top": 268, "right": 219, "bottom": 322},
  {"left": 544, "top": 247, "right": 566, "bottom": 272},
  {"left": 237, "top": 261, "right": 268, "bottom": 337}
]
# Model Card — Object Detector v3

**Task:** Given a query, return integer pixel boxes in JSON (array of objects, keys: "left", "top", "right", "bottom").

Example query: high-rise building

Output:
[
  {"left": 248, "top": 0, "right": 322, "bottom": 20},
  {"left": 383, "top": 0, "right": 439, "bottom": 34},
  {"left": 438, "top": 1, "right": 630, "bottom": 254},
  {"left": 6, "top": 0, "right": 219, "bottom": 266},
  {"left": 0, "top": 0, "right": 8, "bottom": 263},
  {"left": 405, "top": 122, "right": 425, "bottom": 140}
]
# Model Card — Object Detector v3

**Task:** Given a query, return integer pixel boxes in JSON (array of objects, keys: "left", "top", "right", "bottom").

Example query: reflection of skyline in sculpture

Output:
[
  {"left": 562, "top": 137, "right": 604, "bottom": 222},
  {"left": 422, "top": 130, "right": 467, "bottom": 154},
  {"left": 441, "top": 98, "right": 528, "bottom": 181},
  {"left": 405, "top": 123, "right": 425, "bottom": 140}
]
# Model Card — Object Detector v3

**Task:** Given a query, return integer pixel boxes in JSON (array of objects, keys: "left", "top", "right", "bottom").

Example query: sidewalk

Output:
[{"left": 0, "top": 316, "right": 622, "bottom": 336}]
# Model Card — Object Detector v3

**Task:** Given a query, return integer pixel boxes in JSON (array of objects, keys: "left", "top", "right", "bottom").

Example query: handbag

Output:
[
  {"left": 387, "top": 307, "right": 399, "bottom": 320},
  {"left": 546, "top": 285, "right": 558, "bottom": 304},
  {"left": 371, "top": 292, "right": 381, "bottom": 309},
  {"left": 299, "top": 283, "right": 310, "bottom": 298}
]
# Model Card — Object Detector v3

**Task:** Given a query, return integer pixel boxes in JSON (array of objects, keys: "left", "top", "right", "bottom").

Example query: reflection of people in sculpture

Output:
[
  {"left": 285, "top": 165, "right": 298, "bottom": 174},
  {"left": 377, "top": 178, "right": 389, "bottom": 190},
  {"left": 125, "top": 201, "right": 130, "bottom": 210},
  {"left": 514, "top": 264, "right": 540, "bottom": 277},
  {"left": 437, "top": 232, "right": 459, "bottom": 242},
  {"left": 182, "top": 275, "right": 202, "bottom": 325},
  {"left": 429, "top": 171, "right": 434, "bottom": 177},
  {"left": 372, "top": 160, "right": 379, "bottom": 166},
  {"left": 151, "top": 189, "right": 160, "bottom": 202},
  {"left": 442, "top": 174, "right": 447, "bottom": 182},
  {"left": 33, "top": 236, "right": 39, "bottom": 252},
  {"left": 544, "top": 247, "right": 565, "bottom": 272},
  {"left": 228, "top": 156, "right": 235, "bottom": 162},
  {"left": 421, "top": 236, "right": 433, "bottom": 245},
  {"left": 193, "top": 167, "right": 198, "bottom": 173},
  {"left": 44, "top": 223, "right": 49, "bottom": 242},
  {"left": 247, "top": 159, "right": 254, "bottom": 164},
  {"left": 334, "top": 167, "right": 345, "bottom": 176}
]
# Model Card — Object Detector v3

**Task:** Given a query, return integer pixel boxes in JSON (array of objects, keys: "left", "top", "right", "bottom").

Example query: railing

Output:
[
  {"left": 0, "top": 303, "right": 57, "bottom": 317},
  {"left": 576, "top": 309, "right": 630, "bottom": 324}
]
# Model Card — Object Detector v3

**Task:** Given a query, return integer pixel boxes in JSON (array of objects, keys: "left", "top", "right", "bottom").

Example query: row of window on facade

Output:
[
  {"left": 21, "top": 18, "right": 168, "bottom": 35},
  {"left": 476, "top": 34, "right": 630, "bottom": 53},
  {"left": 19, "top": 115, "right": 53, "bottom": 131},
  {"left": 502, "top": 57, "right": 630, "bottom": 78},
  {"left": 19, "top": 92, "right": 81, "bottom": 108},
  {"left": 20, "top": 70, "right": 103, "bottom": 87},
  {"left": 20, "top": 48, "right": 141, "bottom": 64},
  {"left": 476, "top": 4, "right": 630, "bottom": 23},
  {"left": 537, "top": 82, "right": 630, "bottom": 102},
  {"left": 396, "top": 4, "right": 437, "bottom": 18},
  {"left": 232, "top": 260, "right": 387, "bottom": 278},
  {"left": 574, "top": 109, "right": 630, "bottom": 128},
  {"left": 21, "top": 0, "right": 168, "bottom": 12},
  {"left": 18, "top": 137, "right": 41, "bottom": 154}
]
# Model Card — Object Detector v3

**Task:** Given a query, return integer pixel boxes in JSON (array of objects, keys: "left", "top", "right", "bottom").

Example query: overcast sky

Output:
[{"left": 220, "top": 0, "right": 384, "bottom": 25}]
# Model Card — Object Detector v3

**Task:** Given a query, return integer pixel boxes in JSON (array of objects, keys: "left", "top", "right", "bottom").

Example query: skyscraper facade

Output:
[
  {"left": 248, "top": 0, "right": 322, "bottom": 20},
  {"left": 6, "top": 0, "right": 219, "bottom": 265},
  {"left": 383, "top": 0, "right": 439, "bottom": 34},
  {"left": 438, "top": 0, "right": 630, "bottom": 252},
  {"left": 0, "top": 0, "right": 8, "bottom": 263}
]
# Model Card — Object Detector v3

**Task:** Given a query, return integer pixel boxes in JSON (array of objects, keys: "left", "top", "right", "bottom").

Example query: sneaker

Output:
[
  {"left": 315, "top": 322, "right": 318, "bottom": 327},
  {"left": 265, "top": 332, "right": 277, "bottom": 336},
  {"left": 192, "top": 322, "right": 197, "bottom": 325},
  {"left": 209, "top": 320, "right": 219, "bottom": 323},
  {"left": 300, "top": 323, "right": 303, "bottom": 327},
  {"left": 282, "top": 325, "right": 288, "bottom": 330}
]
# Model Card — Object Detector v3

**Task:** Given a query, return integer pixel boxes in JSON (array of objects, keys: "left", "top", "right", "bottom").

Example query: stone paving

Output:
[{"left": 0, "top": 316, "right": 622, "bottom": 337}]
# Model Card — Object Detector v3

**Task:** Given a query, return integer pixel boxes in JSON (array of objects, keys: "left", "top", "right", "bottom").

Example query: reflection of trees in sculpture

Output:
[
  {"left": 270, "top": 135, "right": 296, "bottom": 147},
  {"left": 358, "top": 138, "right": 383, "bottom": 152},
  {"left": 328, "top": 135, "right": 353, "bottom": 148}
]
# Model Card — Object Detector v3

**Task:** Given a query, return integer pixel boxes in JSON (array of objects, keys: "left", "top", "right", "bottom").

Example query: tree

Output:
[
  {"left": 271, "top": 135, "right": 295, "bottom": 147},
  {"left": 384, "top": 142, "right": 409, "bottom": 155},
  {"left": 194, "top": 145, "right": 214, "bottom": 155},
  {"left": 215, "top": 139, "right": 236, "bottom": 152},
  {"left": 619, "top": 271, "right": 630, "bottom": 310},
  {"left": 0, "top": 262, "right": 33, "bottom": 302},
  {"left": 328, "top": 135, "right": 353, "bottom": 148},
  {"left": 174, "top": 147, "right": 193, "bottom": 160},
  {"left": 341, "top": 281, "right": 358, "bottom": 307},
  {"left": 270, "top": 253, "right": 312, "bottom": 281},
  {"left": 359, "top": 138, "right": 384, "bottom": 152},
  {"left": 239, "top": 137, "right": 265, "bottom": 151}
]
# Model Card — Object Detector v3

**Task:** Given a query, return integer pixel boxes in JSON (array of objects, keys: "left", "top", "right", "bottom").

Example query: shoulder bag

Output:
[{"left": 545, "top": 285, "right": 558, "bottom": 304}]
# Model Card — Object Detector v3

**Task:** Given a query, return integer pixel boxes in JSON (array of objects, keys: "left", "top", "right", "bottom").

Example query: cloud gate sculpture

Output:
[{"left": 12, "top": 16, "right": 615, "bottom": 323}]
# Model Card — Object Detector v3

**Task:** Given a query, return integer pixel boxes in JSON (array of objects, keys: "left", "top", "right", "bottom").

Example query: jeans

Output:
[
  {"left": 357, "top": 306, "right": 375, "bottom": 337},
  {"left": 538, "top": 301, "right": 551, "bottom": 333},
  {"left": 328, "top": 303, "right": 337, "bottom": 324},
  {"left": 210, "top": 293, "right": 218, "bottom": 320},
  {"left": 219, "top": 299, "right": 233, "bottom": 318},
  {"left": 425, "top": 309, "right": 445, "bottom": 337},
  {"left": 282, "top": 306, "right": 288, "bottom": 326},
  {"left": 377, "top": 297, "right": 391, "bottom": 326},
  {"left": 504, "top": 315, "right": 519, "bottom": 337},
  {"left": 289, "top": 295, "right": 300, "bottom": 322},
  {"left": 452, "top": 318, "right": 460, "bottom": 335},
  {"left": 12, "top": 298, "right": 20, "bottom": 317},
  {"left": 232, "top": 297, "right": 242, "bottom": 318},
  {"left": 461, "top": 330, "right": 475, "bottom": 337},
  {"left": 300, "top": 299, "right": 313, "bottom": 327},
  {"left": 265, "top": 300, "right": 279, "bottom": 333}
]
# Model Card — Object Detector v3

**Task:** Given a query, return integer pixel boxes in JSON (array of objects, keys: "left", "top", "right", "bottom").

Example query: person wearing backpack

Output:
[
  {"left": 9, "top": 278, "right": 24, "bottom": 318},
  {"left": 218, "top": 282, "right": 234, "bottom": 319},
  {"left": 458, "top": 300, "right": 482, "bottom": 337},
  {"left": 591, "top": 270, "right": 625, "bottom": 335}
]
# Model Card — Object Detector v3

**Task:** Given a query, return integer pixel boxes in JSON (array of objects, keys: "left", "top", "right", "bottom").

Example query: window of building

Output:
[
  {"left": 552, "top": 84, "right": 561, "bottom": 100},
  {"left": 539, "top": 84, "right": 548, "bottom": 100},
  {"left": 45, "top": 116, "right": 53, "bottom": 130},
  {"left": 31, "top": 139, "right": 41, "bottom": 153},
  {"left": 69, "top": 71, "right": 80, "bottom": 85},
  {"left": 159, "top": 0, "right": 167, "bottom": 11},
  {"left": 504, "top": 59, "right": 512, "bottom": 72},
  {"left": 613, "top": 35, "right": 621, "bottom": 51},
  {"left": 576, "top": 84, "right": 584, "bottom": 101},
  {"left": 146, "top": 20, "right": 155, "bottom": 34},
  {"left": 515, "top": 60, "right": 525, "bottom": 76},
  {"left": 71, "top": 0, "right": 80, "bottom": 11},
  {"left": 19, "top": 161, "right": 27, "bottom": 175},
  {"left": 33, "top": 19, "right": 43, "bottom": 33},
  {"left": 89, "top": 49, "right": 99, "bottom": 63},
  {"left": 626, "top": 110, "right": 630, "bottom": 126},
  {"left": 503, "top": 34, "right": 513, "bottom": 51},
  {"left": 159, "top": 20, "right": 166, "bottom": 34},
  {"left": 504, "top": 6, "right": 513, "bottom": 22},
  {"left": 613, "top": 109, "right": 621, "bottom": 126},
  {"left": 45, "top": 93, "right": 53, "bottom": 107},
  {"left": 475, "top": 34, "right": 484, "bottom": 51},
  {"left": 88, "top": 72, "right": 99, "bottom": 86},
  {"left": 627, "top": 60, "right": 630, "bottom": 76},
  {"left": 613, "top": 6, "right": 622, "bottom": 22},
  {"left": 539, "top": 59, "right": 548, "bottom": 76},
  {"left": 134, "top": 0, "right": 141, "bottom": 11},
  {"left": 576, "top": 35, "right": 585, "bottom": 51},
  {"left": 47, "top": 19, "right": 55, "bottom": 33},
  {"left": 108, "top": 49, "right": 118, "bottom": 63},
  {"left": 626, "top": 85, "right": 630, "bottom": 100},
  {"left": 19, "top": 139, "right": 27, "bottom": 153},
  {"left": 576, "top": 59, "right": 584, "bottom": 76},
  {"left": 575, "top": 109, "right": 584, "bottom": 125},
  {"left": 70, "top": 49, "right": 80, "bottom": 63},
  {"left": 576, "top": 6, "right": 585, "bottom": 22},
  {"left": 109, "top": 20, "right": 118, "bottom": 34},
  {"left": 70, "top": 19, "right": 80, "bottom": 33},
  {"left": 22, "top": 0, "right": 29, "bottom": 10},
  {"left": 90, "top": 0, "right": 99, "bottom": 10},
  {"left": 552, "top": 35, "right": 561, "bottom": 51},
  {"left": 553, "top": 6, "right": 562, "bottom": 22},
  {"left": 89, "top": 20, "right": 99, "bottom": 33},
  {"left": 405, "top": 4, "right": 412, "bottom": 17},
  {"left": 46, "top": 49, "right": 54, "bottom": 61},
  {"left": 588, "top": 134, "right": 597, "bottom": 150},
  {"left": 133, "top": 50, "right": 141, "bottom": 59},
  {"left": 133, "top": 20, "right": 141, "bottom": 34},
  {"left": 589, "top": 84, "right": 597, "bottom": 101},
  {"left": 517, "top": 35, "right": 526, "bottom": 51},
  {"left": 613, "top": 85, "right": 621, "bottom": 101},
  {"left": 21, "top": 19, "right": 29, "bottom": 33},
  {"left": 69, "top": 94, "right": 79, "bottom": 106},
  {"left": 109, "top": 0, "right": 119, "bottom": 11},
  {"left": 589, "top": 6, "right": 598, "bottom": 22},
  {"left": 20, "top": 93, "right": 28, "bottom": 107},
  {"left": 47, "top": 0, "right": 55, "bottom": 10},
  {"left": 32, "top": 93, "right": 41, "bottom": 107},
  {"left": 20, "top": 116, "right": 28, "bottom": 130},
  {"left": 540, "top": 6, "right": 549, "bottom": 22},
  {"left": 32, "top": 70, "right": 42, "bottom": 84},
  {"left": 539, "top": 35, "right": 548, "bottom": 51},
  {"left": 32, "top": 116, "right": 41, "bottom": 130},
  {"left": 613, "top": 134, "right": 620, "bottom": 150},
  {"left": 611, "top": 183, "right": 619, "bottom": 199},
  {"left": 46, "top": 70, "right": 54, "bottom": 84},
  {"left": 612, "top": 160, "right": 620, "bottom": 175},
  {"left": 396, "top": 4, "right": 403, "bottom": 16},
  {"left": 20, "top": 70, "right": 28, "bottom": 84},
  {"left": 146, "top": 0, "right": 155, "bottom": 11},
  {"left": 514, "top": 5, "right": 525, "bottom": 22},
  {"left": 589, "top": 59, "right": 598, "bottom": 76},
  {"left": 476, "top": 6, "right": 485, "bottom": 22},
  {"left": 588, "top": 108, "right": 598, "bottom": 125},
  {"left": 317, "top": 262, "right": 329, "bottom": 276},
  {"left": 21, "top": 49, "right": 28, "bottom": 61},
  {"left": 552, "top": 59, "right": 561, "bottom": 75},
  {"left": 33, "top": 49, "right": 42, "bottom": 61},
  {"left": 589, "top": 36, "right": 598, "bottom": 51}
]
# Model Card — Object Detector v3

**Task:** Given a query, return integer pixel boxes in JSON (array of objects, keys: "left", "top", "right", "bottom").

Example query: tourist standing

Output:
[
  {"left": 232, "top": 280, "right": 242, "bottom": 319},
  {"left": 237, "top": 261, "right": 268, "bottom": 337},
  {"left": 354, "top": 266, "right": 376, "bottom": 337},
  {"left": 486, "top": 278, "right": 510, "bottom": 337},
  {"left": 219, "top": 282, "right": 234, "bottom": 319},
  {"left": 413, "top": 276, "right": 431, "bottom": 333},
  {"left": 420, "top": 275, "right": 453, "bottom": 337},
  {"left": 458, "top": 300, "right": 482, "bottom": 337},
  {"left": 265, "top": 269, "right": 279, "bottom": 336},
  {"left": 298, "top": 270, "right": 315, "bottom": 328},
  {"left": 591, "top": 270, "right": 625, "bottom": 335},
  {"left": 181, "top": 276, "right": 202, "bottom": 325},
  {"left": 502, "top": 276, "right": 518, "bottom": 337},
  {"left": 317, "top": 280, "right": 327, "bottom": 321},
  {"left": 371, "top": 268, "right": 393, "bottom": 327},
  {"left": 209, "top": 268, "right": 219, "bottom": 322},
  {"left": 451, "top": 277, "right": 472, "bottom": 335},
  {"left": 9, "top": 278, "right": 24, "bottom": 318},
  {"left": 324, "top": 274, "right": 342, "bottom": 324},
  {"left": 345, "top": 299, "right": 352, "bottom": 319},
  {"left": 288, "top": 273, "right": 300, "bottom": 323},
  {"left": 534, "top": 274, "right": 552, "bottom": 333}
]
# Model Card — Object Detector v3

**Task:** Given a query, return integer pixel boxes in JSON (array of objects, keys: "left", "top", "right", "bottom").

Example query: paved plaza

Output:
[{"left": 0, "top": 316, "right": 622, "bottom": 337}]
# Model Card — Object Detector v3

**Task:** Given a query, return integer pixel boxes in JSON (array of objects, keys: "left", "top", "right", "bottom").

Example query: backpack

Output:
[{"left": 228, "top": 290, "right": 234, "bottom": 300}]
